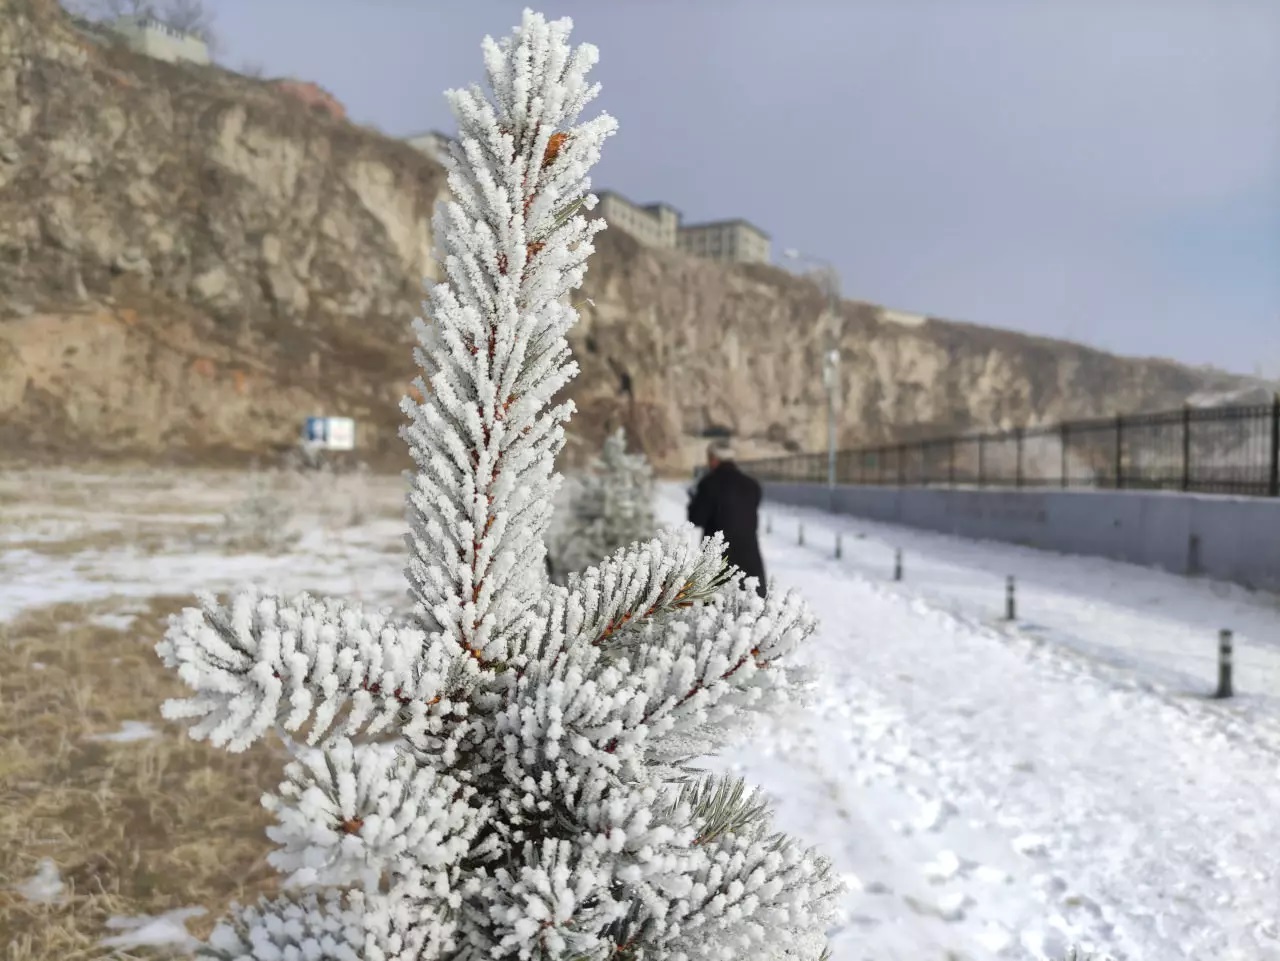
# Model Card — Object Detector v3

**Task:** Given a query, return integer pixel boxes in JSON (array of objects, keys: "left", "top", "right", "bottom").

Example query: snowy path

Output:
[
  {"left": 658, "top": 487, "right": 1280, "bottom": 961},
  {"left": 756, "top": 495, "right": 1280, "bottom": 713}
]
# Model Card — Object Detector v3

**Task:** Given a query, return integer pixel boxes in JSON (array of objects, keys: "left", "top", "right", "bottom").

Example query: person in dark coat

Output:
[{"left": 688, "top": 440, "right": 767, "bottom": 597}]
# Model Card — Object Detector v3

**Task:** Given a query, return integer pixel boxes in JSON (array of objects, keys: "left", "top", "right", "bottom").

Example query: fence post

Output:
[
  {"left": 1182, "top": 403, "right": 1192, "bottom": 492},
  {"left": 834, "top": 532, "right": 842, "bottom": 559},
  {"left": 1005, "top": 575, "right": 1016, "bottom": 621},
  {"left": 977, "top": 434, "right": 985, "bottom": 488},
  {"left": 1114, "top": 413, "right": 1124, "bottom": 490},
  {"left": 893, "top": 548, "right": 903, "bottom": 581},
  {"left": 1060, "top": 423, "right": 1069, "bottom": 488},
  {"left": 1015, "top": 427, "right": 1024, "bottom": 488},
  {"left": 798, "top": 522, "right": 804, "bottom": 546},
  {"left": 1270, "top": 393, "right": 1280, "bottom": 497},
  {"left": 1215, "top": 629, "right": 1234, "bottom": 699}
]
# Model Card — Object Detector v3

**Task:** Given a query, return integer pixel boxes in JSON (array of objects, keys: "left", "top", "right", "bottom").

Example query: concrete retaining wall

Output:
[{"left": 762, "top": 482, "right": 1280, "bottom": 592}]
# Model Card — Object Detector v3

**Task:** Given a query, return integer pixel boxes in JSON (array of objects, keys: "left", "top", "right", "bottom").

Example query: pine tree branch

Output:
[
  {"left": 600, "top": 578, "right": 817, "bottom": 759},
  {"left": 198, "top": 884, "right": 464, "bottom": 960},
  {"left": 261, "top": 737, "right": 493, "bottom": 890},
  {"left": 498, "top": 568, "right": 815, "bottom": 803},
  {"left": 667, "top": 826, "right": 842, "bottom": 961},
  {"left": 668, "top": 774, "right": 771, "bottom": 848},
  {"left": 559, "top": 527, "right": 734, "bottom": 653},
  {"left": 198, "top": 889, "right": 371, "bottom": 960},
  {"left": 156, "top": 589, "right": 473, "bottom": 752}
]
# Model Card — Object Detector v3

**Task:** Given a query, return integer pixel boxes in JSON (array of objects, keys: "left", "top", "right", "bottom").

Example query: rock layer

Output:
[{"left": 0, "top": 0, "right": 1254, "bottom": 473}]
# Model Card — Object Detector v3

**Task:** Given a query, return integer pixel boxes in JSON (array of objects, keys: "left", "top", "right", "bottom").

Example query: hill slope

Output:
[{"left": 0, "top": 0, "right": 1256, "bottom": 472}]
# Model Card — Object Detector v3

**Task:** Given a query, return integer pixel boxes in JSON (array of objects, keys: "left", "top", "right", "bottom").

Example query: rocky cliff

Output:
[{"left": 0, "top": 0, "right": 1257, "bottom": 474}]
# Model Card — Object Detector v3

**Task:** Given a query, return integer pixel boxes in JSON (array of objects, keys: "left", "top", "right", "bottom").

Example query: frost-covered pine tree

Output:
[
  {"left": 155, "top": 11, "right": 840, "bottom": 959},
  {"left": 552, "top": 427, "right": 656, "bottom": 578}
]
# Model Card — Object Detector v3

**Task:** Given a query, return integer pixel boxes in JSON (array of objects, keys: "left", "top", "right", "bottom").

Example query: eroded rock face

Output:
[{"left": 0, "top": 0, "right": 1256, "bottom": 473}]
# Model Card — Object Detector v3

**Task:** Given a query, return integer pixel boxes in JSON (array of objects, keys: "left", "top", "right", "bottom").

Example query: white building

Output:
[
  {"left": 106, "top": 15, "right": 210, "bottom": 66},
  {"left": 676, "top": 219, "right": 771, "bottom": 265},
  {"left": 404, "top": 130, "right": 455, "bottom": 165},
  {"left": 878, "top": 308, "right": 928, "bottom": 327},
  {"left": 594, "top": 191, "right": 681, "bottom": 249},
  {"left": 592, "top": 192, "right": 770, "bottom": 265}
]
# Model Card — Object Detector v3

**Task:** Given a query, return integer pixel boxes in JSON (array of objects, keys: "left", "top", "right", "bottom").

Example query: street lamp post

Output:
[
  {"left": 822, "top": 346, "right": 839, "bottom": 500},
  {"left": 784, "top": 249, "right": 842, "bottom": 510}
]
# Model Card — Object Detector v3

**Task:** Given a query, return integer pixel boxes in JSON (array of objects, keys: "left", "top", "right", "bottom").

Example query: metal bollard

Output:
[
  {"left": 1215, "top": 629, "right": 1234, "bottom": 699},
  {"left": 835, "top": 532, "right": 842, "bottom": 559},
  {"left": 893, "top": 548, "right": 903, "bottom": 581},
  {"left": 1005, "top": 575, "right": 1016, "bottom": 621}
]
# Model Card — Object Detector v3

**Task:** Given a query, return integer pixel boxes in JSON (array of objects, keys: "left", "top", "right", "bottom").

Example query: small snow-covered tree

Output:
[
  {"left": 204, "top": 468, "right": 298, "bottom": 554},
  {"left": 552, "top": 427, "right": 656, "bottom": 578},
  {"left": 155, "top": 10, "right": 840, "bottom": 959}
]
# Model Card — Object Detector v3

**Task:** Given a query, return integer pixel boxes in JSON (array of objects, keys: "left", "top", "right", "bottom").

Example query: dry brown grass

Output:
[
  {"left": 0, "top": 597, "right": 283, "bottom": 959},
  {"left": 0, "top": 465, "right": 409, "bottom": 957}
]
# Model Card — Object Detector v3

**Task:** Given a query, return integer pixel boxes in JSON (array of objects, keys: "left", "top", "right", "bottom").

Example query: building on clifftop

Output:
[
  {"left": 404, "top": 130, "right": 455, "bottom": 165},
  {"left": 593, "top": 191, "right": 682, "bottom": 250},
  {"left": 104, "top": 14, "right": 210, "bottom": 65},
  {"left": 676, "top": 218, "right": 771, "bottom": 265},
  {"left": 589, "top": 192, "right": 769, "bottom": 265}
]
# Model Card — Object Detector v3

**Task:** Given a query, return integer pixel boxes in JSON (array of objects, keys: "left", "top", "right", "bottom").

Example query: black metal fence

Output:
[{"left": 738, "top": 397, "right": 1280, "bottom": 498}]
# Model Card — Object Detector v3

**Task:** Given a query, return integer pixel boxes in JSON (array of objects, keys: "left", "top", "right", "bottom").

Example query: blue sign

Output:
[{"left": 304, "top": 416, "right": 326, "bottom": 442}]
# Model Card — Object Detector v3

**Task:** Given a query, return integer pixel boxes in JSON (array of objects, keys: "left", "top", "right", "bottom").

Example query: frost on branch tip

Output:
[
  {"left": 156, "top": 9, "right": 840, "bottom": 960},
  {"left": 262, "top": 738, "right": 489, "bottom": 889},
  {"left": 501, "top": 568, "right": 819, "bottom": 802},
  {"left": 397, "top": 9, "right": 620, "bottom": 667},
  {"left": 156, "top": 588, "right": 472, "bottom": 753}
]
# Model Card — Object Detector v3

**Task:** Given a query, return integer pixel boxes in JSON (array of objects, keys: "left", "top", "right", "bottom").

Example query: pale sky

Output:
[{"left": 198, "top": 0, "right": 1279, "bottom": 375}]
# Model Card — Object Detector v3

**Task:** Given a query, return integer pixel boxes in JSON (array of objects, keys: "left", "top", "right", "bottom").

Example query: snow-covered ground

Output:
[
  {"left": 0, "top": 471, "right": 411, "bottom": 623},
  {"left": 6, "top": 471, "right": 1278, "bottom": 959},
  {"left": 655, "top": 484, "right": 1280, "bottom": 961},
  {"left": 753, "top": 493, "right": 1280, "bottom": 735},
  {"left": 0, "top": 517, "right": 409, "bottom": 620}
]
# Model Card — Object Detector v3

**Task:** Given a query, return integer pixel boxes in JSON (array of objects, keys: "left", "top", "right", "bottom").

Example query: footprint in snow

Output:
[
  {"left": 922, "top": 850, "right": 962, "bottom": 884},
  {"left": 902, "top": 891, "right": 972, "bottom": 923},
  {"left": 846, "top": 914, "right": 881, "bottom": 929},
  {"left": 1012, "top": 832, "right": 1050, "bottom": 858},
  {"left": 914, "top": 798, "right": 958, "bottom": 833}
]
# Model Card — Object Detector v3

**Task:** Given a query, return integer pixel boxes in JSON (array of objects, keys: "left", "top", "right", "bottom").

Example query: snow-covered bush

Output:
[
  {"left": 284, "top": 439, "right": 327, "bottom": 473},
  {"left": 155, "top": 10, "right": 839, "bottom": 959},
  {"left": 550, "top": 427, "right": 656, "bottom": 580},
  {"left": 206, "top": 468, "right": 298, "bottom": 554},
  {"left": 298, "top": 459, "right": 374, "bottom": 528}
]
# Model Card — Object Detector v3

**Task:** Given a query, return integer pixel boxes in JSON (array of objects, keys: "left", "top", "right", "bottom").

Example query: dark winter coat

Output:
[{"left": 688, "top": 461, "right": 767, "bottom": 596}]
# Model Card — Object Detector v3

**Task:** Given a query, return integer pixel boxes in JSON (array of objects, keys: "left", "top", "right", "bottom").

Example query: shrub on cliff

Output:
[{"left": 154, "top": 10, "right": 839, "bottom": 960}]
